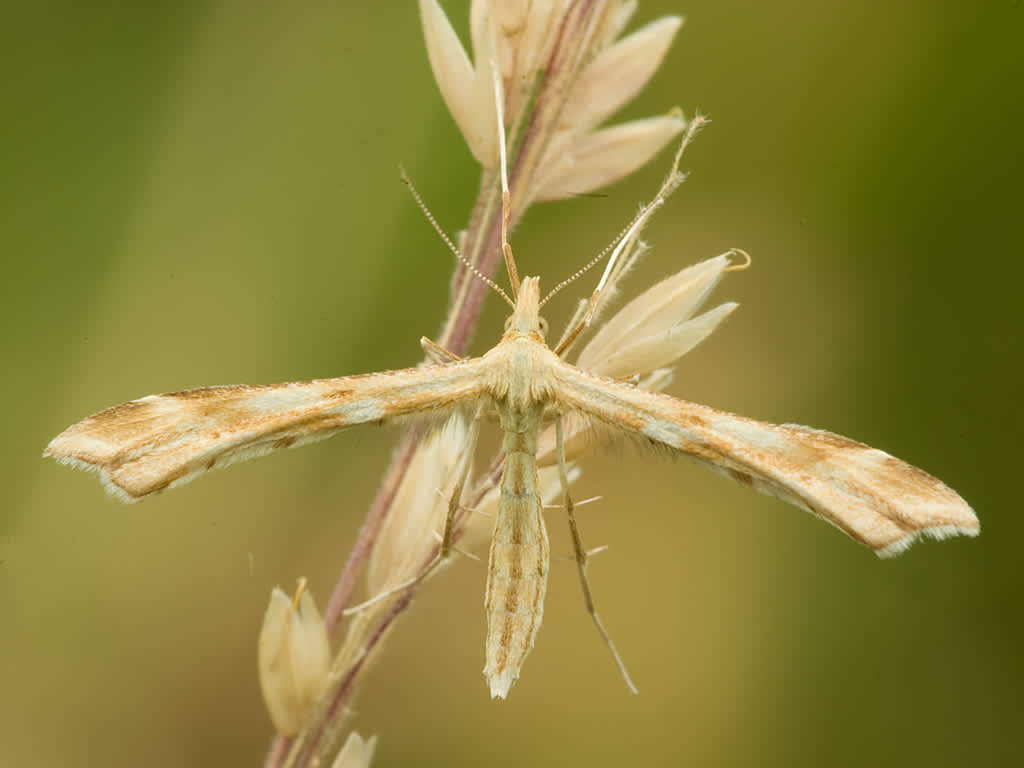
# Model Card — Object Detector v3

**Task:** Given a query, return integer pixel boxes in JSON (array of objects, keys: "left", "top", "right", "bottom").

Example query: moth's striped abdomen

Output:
[{"left": 483, "top": 429, "right": 550, "bottom": 699}]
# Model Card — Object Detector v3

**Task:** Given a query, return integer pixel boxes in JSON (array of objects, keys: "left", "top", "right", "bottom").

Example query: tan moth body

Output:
[
  {"left": 484, "top": 410, "right": 550, "bottom": 697},
  {"left": 481, "top": 278, "right": 556, "bottom": 697}
]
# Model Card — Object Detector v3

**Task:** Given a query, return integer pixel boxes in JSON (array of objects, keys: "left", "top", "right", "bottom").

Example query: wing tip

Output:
[
  {"left": 42, "top": 434, "right": 68, "bottom": 460},
  {"left": 43, "top": 450, "right": 141, "bottom": 505},
  {"left": 876, "top": 517, "right": 980, "bottom": 559}
]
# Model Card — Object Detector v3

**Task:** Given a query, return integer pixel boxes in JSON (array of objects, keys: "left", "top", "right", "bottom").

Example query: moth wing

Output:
[
  {"left": 45, "top": 360, "right": 487, "bottom": 502},
  {"left": 554, "top": 364, "right": 978, "bottom": 556}
]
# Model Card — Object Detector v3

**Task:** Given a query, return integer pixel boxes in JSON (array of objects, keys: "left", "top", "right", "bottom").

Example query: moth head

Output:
[
  {"left": 507, "top": 276, "right": 543, "bottom": 336},
  {"left": 504, "top": 310, "right": 548, "bottom": 339}
]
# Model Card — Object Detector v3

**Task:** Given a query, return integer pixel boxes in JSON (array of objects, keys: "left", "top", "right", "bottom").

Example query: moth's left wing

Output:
[
  {"left": 554, "top": 363, "right": 978, "bottom": 556},
  {"left": 45, "top": 360, "right": 487, "bottom": 502}
]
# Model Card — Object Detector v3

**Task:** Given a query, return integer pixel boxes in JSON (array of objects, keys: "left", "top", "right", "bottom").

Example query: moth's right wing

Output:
[
  {"left": 44, "top": 360, "right": 488, "bottom": 502},
  {"left": 554, "top": 362, "right": 978, "bottom": 557}
]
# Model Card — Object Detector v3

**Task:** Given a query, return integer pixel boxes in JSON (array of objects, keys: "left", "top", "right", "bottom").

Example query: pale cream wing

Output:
[
  {"left": 45, "top": 360, "right": 487, "bottom": 502},
  {"left": 554, "top": 363, "right": 978, "bottom": 556}
]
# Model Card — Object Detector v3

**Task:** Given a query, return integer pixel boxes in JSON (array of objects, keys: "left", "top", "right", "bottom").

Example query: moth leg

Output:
[
  {"left": 555, "top": 415, "right": 638, "bottom": 694},
  {"left": 343, "top": 409, "right": 482, "bottom": 616},
  {"left": 420, "top": 336, "right": 462, "bottom": 364},
  {"left": 429, "top": 527, "right": 482, "bottom": 561},
  {"left": 553, "top": 312, "right": 590, "bottom": 357}
]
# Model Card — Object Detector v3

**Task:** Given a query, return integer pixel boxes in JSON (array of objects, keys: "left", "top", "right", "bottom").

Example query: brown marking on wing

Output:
[
  {"left": 726, "top": 467, "right": 755, "bottom": 487},
  {"left": 881, "top": 454, "right": 950, "bottom": 491}
]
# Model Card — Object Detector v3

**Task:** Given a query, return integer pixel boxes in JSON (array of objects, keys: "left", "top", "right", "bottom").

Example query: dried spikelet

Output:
[
  {"left": 577, "top": 252, "right": 739, "bottom": 377},
  {"left": 475, "top": 0, "right": 570, "bottom": 120},
  {"left": 330, "top": 732, "right": 378, "bottom": 768},
  {"left": 534, "top": 111, "right": 687, "bottom": 202},
  {"left": 421, "top": 0, "right": 686, "bottom": 204},
  {"left": 419, "top": 0, "right": 498, "bottom": 166},
  {"left": 564, "top": 15, "right": 683, "bottom": 133},
  {"left": 366, "top": 414, "right": 471, "bottom": 595},
  {"left": 258, "top": 581, "right": 330, "bottom": 736}
]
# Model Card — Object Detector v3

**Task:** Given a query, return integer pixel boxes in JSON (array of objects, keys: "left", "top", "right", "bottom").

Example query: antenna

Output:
[
  {"left": 401, "top": 167, "right": 513, "bottom": 308},
  {"left": 538, "top": 214, "right": 639, "bottom": 310}
]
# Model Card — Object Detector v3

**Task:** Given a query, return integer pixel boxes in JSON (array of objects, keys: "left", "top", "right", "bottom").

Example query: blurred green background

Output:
[{"left": 3, "top": 1, "right": 1021, "bottom": 766}]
